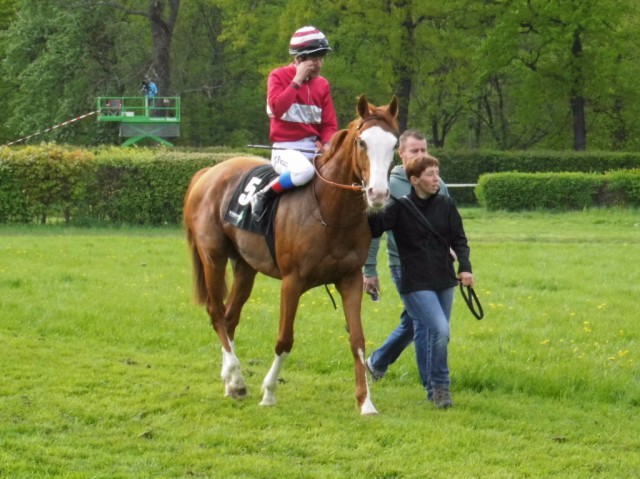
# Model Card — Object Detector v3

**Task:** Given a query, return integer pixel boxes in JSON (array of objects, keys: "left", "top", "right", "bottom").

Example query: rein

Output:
[
  {"left": 312, "top": 154, "right": 364, "bottom": 192},
  {"left": 459, "top": 283, "right": 484, "bottom": 320}
]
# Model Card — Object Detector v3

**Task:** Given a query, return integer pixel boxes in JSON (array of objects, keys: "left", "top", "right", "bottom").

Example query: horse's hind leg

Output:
[
  {"left": 220, "top": 257, "right": 258, "bottom": 398},
  {"left": 199, "top": 245, "right": 248, "bottom": 400}
]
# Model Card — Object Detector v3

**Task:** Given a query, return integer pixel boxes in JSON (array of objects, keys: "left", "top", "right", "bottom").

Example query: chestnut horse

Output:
[{"left": 183, "top": 95, "right": 399, "bottom": 415}]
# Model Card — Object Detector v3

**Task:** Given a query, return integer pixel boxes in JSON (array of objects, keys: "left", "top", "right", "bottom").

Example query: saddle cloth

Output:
[{"left": 224, "top": 164, "right": 280, "bottom": 261}]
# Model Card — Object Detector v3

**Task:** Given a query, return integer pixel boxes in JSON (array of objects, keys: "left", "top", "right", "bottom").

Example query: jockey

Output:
[{"left": 251, "top": 26, "right": 338, "bottom": 222}]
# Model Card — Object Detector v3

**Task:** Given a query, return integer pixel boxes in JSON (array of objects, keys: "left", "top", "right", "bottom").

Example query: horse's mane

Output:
[{"left": 323, "top": 129, "right": 349, "bottom": 159}]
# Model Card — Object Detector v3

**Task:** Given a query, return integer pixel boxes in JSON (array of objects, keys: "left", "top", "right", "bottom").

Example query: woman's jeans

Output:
[
  {"left": 401, "top": 287, "right": 455, "bottom": 393},
  {"left": 368, "top": 265, "right": 454, "bottom": 395}
]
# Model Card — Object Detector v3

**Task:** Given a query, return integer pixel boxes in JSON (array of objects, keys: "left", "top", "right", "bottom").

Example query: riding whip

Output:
[{"left": 246, "top": 144, "right": 317, "bottom": 154}]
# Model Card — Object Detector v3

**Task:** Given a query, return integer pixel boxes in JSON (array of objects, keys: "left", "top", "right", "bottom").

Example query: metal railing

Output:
[{"left": 97, "top": 96, "right": 181, "bottom": 122}]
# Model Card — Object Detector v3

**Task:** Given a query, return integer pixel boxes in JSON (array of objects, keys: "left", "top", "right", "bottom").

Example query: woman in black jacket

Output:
[{"left": 368, "top": 154, "right": 474, "bottom": 408}]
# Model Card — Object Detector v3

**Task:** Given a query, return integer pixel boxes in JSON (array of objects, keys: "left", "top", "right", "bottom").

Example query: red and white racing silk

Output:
[{"left": 266, "top": 64, "right": 338, "bottom": 145}]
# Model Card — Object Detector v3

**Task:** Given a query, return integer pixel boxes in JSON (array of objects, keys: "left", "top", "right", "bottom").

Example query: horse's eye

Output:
[{"left": 357, "top": 138, "right": 366, "bottom": 149}]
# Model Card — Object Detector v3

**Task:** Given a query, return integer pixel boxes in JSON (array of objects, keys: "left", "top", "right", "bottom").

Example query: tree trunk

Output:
[
  {"left": 396, "top": 70, "right": 411, "bottom": 132},
  {"left": 148, "top": 0, "right": 180, "bottom": 95},
  {"left": 571, "top": 95, "right": 586, "bottom": 150},
  {"left": 571, "top": 30, "right": 586, "bottom": 151}
]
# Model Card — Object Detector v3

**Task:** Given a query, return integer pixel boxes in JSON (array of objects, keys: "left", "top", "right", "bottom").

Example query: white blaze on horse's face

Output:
[{"left": 360, "top": 126, "right": 397, "bottom": 209}]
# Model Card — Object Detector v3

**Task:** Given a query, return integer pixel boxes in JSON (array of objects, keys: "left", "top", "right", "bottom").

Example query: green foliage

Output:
[
  {"left": 605, "top": 168, "right": 640, "bottom": 206},
  {"left": 475, "top": 170, "right": 640, "bottom": 210},
  {"left": 436, "top": 149, "right": 640, "bottom": 182},
  {"left": 475, "top": 172, "right": 603, "bottom": 210},
  {"left": 435, "top": 149, "right": 640, "bottom": 205},
  {"left": 0, "top": 145, "right": 243, "bottom": 225},
  {"left": 3, "top": 0, "right": 640, "bottom": 150},
  {"left": 0, "top": 144, "right": 95, "bottom": 223},
  {"left": 87, "top": 149, "right": 234, "bottom": 225},
  {"left": 3, "top": 145, "right": 640, "bottom": 222}
]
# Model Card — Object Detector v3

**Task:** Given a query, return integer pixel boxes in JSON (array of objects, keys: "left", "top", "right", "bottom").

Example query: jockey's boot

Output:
[{"left": 251, "top": 184, "right": 278, "bottom": 222}]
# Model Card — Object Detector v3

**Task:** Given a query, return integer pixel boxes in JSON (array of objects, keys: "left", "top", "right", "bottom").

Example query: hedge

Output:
[
  {"left": 433, "top": 149, "right": 640, "bottom": 205},
  {"left": 0, "top": 145, "right": 96, "bottom": 223},
  {"left": 0, "top": 145, "right": 248, "bottom": 225},
  {"left": 2, "top": 145, "right": 640, "bottom": 224},
  {"left": 475, "top": 170, "right": 640, "bottom": 210}
]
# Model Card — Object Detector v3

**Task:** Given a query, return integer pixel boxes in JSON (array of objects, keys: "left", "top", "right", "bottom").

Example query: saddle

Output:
[{"left": 224, "top": 164, "right": 280, "bottom": 262}]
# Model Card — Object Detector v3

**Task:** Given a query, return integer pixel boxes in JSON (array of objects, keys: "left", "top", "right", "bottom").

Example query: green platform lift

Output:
[{"left": 97, "top": 96, "right": 181, "bottom": 146}]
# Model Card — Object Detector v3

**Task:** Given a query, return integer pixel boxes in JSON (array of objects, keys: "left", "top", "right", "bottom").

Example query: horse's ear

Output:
[
  {"left": 388, "top": 96, "right": 399, "bottom": 119},
  {"left": 357, "top": 95, "right": 369, "bottom": 118}
]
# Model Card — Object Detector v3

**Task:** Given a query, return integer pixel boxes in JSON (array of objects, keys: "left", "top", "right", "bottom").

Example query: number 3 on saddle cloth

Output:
[{"left": 224, "top": 164, "right": 280, "bottom": 262}]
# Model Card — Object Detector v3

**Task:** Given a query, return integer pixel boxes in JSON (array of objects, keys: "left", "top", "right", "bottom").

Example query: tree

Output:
[
  {"left": 476, "top": 0, "right": 638, "bottom": 151},
  {"left": 95, "top": 1, "right": 180, "bottom": 94},
  {"left": 3, "top": 0, "right": 126, "bottom": 144},
  {"left": 0, "top": 0, "right": 17, "bottom": 144}
]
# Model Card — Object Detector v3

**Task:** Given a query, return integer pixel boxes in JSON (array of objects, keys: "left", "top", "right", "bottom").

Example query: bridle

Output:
[
  {"left": 310, "top": 114, "right": 398, "bottom": 228},
  {"left": 311, "top": 114, "right": 399, "bottom": 192}
]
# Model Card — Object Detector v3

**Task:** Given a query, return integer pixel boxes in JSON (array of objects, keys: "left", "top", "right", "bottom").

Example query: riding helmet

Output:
[{"left": 289, "top": 26, "right": 332, "bottom": 56}]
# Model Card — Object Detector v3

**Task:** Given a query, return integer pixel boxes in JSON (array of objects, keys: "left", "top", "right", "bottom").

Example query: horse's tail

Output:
[
  {"left": 184, "top": 167, "right": 213, "bottom": 305},
  {"left": 185, "top": 228, "right": 208, "bottom": 305}
]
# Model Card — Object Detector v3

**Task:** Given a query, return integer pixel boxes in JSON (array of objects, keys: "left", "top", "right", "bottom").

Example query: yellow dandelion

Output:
[
  {"left": 541, "top": 339, "right": 550, "bottom": 345},
  {"left": 597, "top": 303, "right": 606, "bottom": 310},
  {"left": 618, "top": 350, "right": 630, "bottom": 357}
]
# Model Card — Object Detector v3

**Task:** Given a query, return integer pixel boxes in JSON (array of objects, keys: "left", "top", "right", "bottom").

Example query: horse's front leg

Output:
[
  {"left": 336, "top": 271, "right": 378, "bottom": 415},
  {"left": 260, "top": 277, "right": 302, "bottom": 407}
]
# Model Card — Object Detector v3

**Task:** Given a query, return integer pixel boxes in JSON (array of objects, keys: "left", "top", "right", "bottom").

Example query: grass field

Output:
[{"left": 1, "top": 208, "right": 639, "bottom": 478}]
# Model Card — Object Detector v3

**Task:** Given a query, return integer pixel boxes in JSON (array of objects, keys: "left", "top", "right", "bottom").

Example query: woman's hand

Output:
[{"left": 459, "top": 272, "right": 474, "bottom": 288}]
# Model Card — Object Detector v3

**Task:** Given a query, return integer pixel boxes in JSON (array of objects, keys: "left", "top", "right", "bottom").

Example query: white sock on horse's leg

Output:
[
  {"left": 358, "top": 348, "right": 378, "bottom": 415},
  {"left": 221, "top": 342, "right": 247, "bottom": 398},
  {"left": 260, "top": 352, "right": 288, "bottom": 406}
]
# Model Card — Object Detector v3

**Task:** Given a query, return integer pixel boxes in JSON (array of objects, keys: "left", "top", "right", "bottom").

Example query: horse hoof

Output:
[
  {"left": 226, "top": 386, "right": 248, "bottom": 399},
  {"left": 360, "top": 398, "right": 378, "bottom": 416},
  {"left": 259, "top": 390, "right": 276, "bottom": 406}
]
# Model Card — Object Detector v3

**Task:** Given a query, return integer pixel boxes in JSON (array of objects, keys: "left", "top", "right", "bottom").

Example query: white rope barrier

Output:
[{"left": 3, "top": 110, "right": 98, "bottom": 147}]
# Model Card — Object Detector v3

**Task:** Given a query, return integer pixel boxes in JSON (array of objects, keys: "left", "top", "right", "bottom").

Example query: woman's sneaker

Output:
[
  {"left": 433, "top": 388, "right": 453, "bottom": 409},
  {"left": 365, "top": 357, "right": 384, "bottom": 382}
]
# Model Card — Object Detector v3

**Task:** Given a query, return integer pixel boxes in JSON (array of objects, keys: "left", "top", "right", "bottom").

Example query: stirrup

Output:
[{"left": 251, "top": 193, "right": 267, "bottom": 221}]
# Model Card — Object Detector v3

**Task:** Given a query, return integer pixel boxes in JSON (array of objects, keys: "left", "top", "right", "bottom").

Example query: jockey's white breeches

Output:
[{"left": 270, "top": 138, "right": 317, "bottom": 187}]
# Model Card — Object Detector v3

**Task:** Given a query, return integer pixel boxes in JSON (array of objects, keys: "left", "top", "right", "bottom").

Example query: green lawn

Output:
[{"left": 1, "top": 209, "right": 639, "bottom": 478}]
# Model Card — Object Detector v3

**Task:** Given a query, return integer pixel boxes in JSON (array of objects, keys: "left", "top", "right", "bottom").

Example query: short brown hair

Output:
[{"left": 405, "top": 155, "right": 440, "bottom": 180}]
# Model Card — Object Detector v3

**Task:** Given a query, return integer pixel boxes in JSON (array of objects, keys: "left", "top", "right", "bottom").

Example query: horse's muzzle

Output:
[{"left": 366, "top": 187, "right": 389, "bottom": 209}]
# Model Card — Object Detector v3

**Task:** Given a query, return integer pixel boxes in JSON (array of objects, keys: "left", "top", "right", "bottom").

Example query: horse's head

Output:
[{"left": 352, "top": 95, "right": 399, "bottom": 210}]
